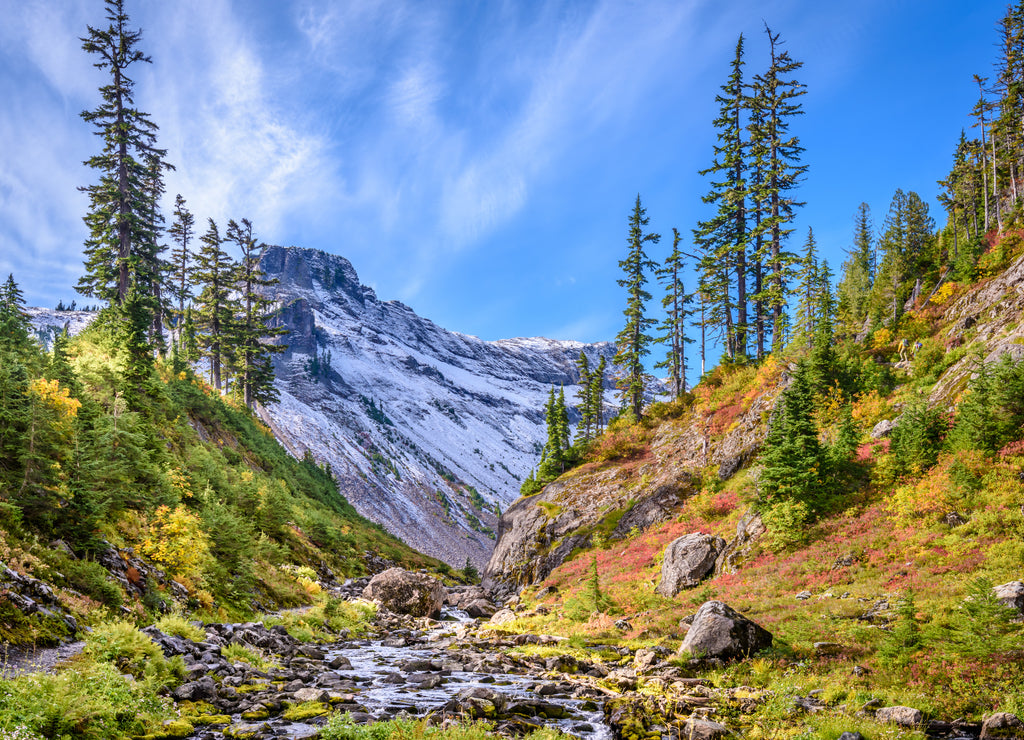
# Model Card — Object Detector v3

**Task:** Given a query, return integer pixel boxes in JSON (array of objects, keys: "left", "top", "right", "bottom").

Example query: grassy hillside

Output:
[{"left": 0, "top": 302, "right": 439, "bottom": 643}]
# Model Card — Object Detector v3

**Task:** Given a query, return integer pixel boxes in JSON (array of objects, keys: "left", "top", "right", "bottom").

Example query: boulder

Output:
[
  {"left": 679, "top": 600, "right": 772, "bottom": 660},
  {"left": 715, "top": 510, "right": 766, "bottom": 575},
  {"left": 981, "top": 712, "right": 1024, "bottom": 739},
  {"left": 993, "top": 581, "right": 1024, "bottom": 613},
  {"left": 172, "top": 676, "right": 216, "bottom": 702},
  {"left": 870, "top": 418, "right": 897, "bottom": 439},
  {"left": 463, "top": 598, "right": 498, "bottom": 619},
  {"left": 361, "top": 568, "right": 444, "bottom": 618},
  {"left": 656, "top": 533, "right": 727, "bottom": 597},
  {"left": 876, "top": 706, "right": 923, "bottom": 727},
  {"left": 489, "top": 608, "right": 517, "bottom": 626},
  {"left": 681, "top": 718, "right": 730, "bottom": 739}
]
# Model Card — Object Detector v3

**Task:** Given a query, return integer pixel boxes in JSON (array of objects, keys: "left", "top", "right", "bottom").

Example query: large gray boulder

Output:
[
  {"left": 981, "top": 712, "right": 1024, "bottom": 739},
  {"left": 876, "top": 706, "right": 922, "bottom": 727},
  {"left": 994, "top": 581, "right": 1024, "bottom": 613},
  {"left": 361, "top": 568, "right": 445, "bottom": 618},
  {"left": 679, "top": 600, "right": 772, "bottom": 660},
  {"left": 656, "top": 534, "right": 726, "bottom": 597}
]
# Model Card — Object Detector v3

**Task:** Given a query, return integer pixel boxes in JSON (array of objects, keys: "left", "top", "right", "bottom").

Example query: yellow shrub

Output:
[
  {"left": 141, "top": 505, "right": 210, "bottom": 582},
  {"left": 872, "top": 327, "right": 893, "bottom": 349},
  {"left": 929, "top": 282, "right": 957, "bottom": 305}
]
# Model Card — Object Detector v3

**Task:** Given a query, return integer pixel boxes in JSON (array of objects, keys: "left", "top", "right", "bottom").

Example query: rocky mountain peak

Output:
[{"left": 257, "top": 246, "right": 616, "bottom": 567}]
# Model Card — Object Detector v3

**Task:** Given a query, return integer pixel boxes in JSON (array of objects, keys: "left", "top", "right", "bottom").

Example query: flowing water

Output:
[{"left": 253, "top": 610, "right": 613, "bottom": 739}]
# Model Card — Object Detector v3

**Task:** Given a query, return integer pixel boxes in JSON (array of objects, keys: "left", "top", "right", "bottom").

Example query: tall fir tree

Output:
[
  {"left": 193, "top": 219, "right": 236, "bottom": 391},
  {"left": 167, "top": 194, "right": 196, "bottom": 328},
  {"left": 226, "top": 218, "right": 286, "bottom": 409},
  {"left": 76, "top": 0, "right": 171, "bottom": 310},
  {"left": 614, "top": 195, "right": 660, "bottom": 420},
  {"left": 836, "top": 203, "right": 874, "bottom": 335},
  {"left": 792, "top": 227, "right": 819, "bottom": 347},
  {"left": 575, "top": 352, "right": 594, "bottom": 442},
  {"left": 590, "top": 355, "right": 606, "bottom": 434},
  {"left": 694, "top": 35, "right": 749, "bottom": 361},
  {"left": 655, "top": 229, "right": 695, "bottom": 398},
  {"left": 872, "top": 190, "right": 935, "bottom": 323},
  {"left": 750, "top": 25, "right": 807, "bottom": 351}
]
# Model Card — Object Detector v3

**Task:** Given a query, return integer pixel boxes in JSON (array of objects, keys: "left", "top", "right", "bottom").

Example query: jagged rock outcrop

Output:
[
  {"left": 678, "top": 600, "right": 773, "bottom": 660},
  {"left": 656, "top": 534, "right": 726, "bottom": 597},
  {"left": 256, "top": 246, "right": 616, "bottom": 568},
  {"left": 931, "top": 251, "right": 1024, "bottom": 407}
]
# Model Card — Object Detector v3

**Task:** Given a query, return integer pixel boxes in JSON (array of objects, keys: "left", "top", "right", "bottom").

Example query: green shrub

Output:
[
  {"left": 760, "top": 498, "right": 811, "bottom": 551},
  {"left": 84, "top": 621, "right": 161, "bottom": 676},
  {"left": 155, "top": 614, "right": 205, "bottom": 642},
  {"left": 62, "top": 558, "right": 123, "bottom": 608},
  {"left": 0, "top": 659, "right": 176, "bottom": 739},
  {"left": 221, "top": 643, "right": 277, "bottom": 671}
]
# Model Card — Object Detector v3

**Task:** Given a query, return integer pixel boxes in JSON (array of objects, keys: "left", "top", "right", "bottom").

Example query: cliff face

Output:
[{"left": 257, "top": 246, "right": 616, "bottom": 567}]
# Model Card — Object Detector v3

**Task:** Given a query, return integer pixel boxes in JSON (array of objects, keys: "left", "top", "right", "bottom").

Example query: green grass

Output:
[{"left": 320, "top": 715, "right": 571, "bottom": 740}]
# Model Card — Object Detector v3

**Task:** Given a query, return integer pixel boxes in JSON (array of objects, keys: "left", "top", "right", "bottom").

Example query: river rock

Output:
[
  {"left": 993, "top": 581, "right": 1024, "bottom": 612},
  {"left": 679, "top": 600, "right": 772, "bottom": 660},
  {"left": 656, "top": 533, "right": 727, "bottom": 597},
  {"left": 172, "top": 675, "right": 216, "bottom": 701},
  {"left": 981, "top": 712, "right": 1024, "bottom": 738},
  {"left": 489, "top": 607, "right": 517, "bottom": 625},
  {"left": 876, "top": 705, "right": 923, "bottom": 727},
  {"left": 293, "top": 687, "right": 330, "bottom": 703},
  {"left": 464, "top": 598, "right": 498, "bottom": 618},
  {"left": 682, "top": 718, "right": 731, "bottom": 739},
  {"left": 361, "top": 568, "right": 445, "bottom": 618}
]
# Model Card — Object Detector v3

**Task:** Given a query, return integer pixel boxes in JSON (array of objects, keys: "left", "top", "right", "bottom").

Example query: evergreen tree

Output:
[
  {"left": 193, "top": 219, "right": 236, "bottom": 390},
  {"left": 167, "top": 194, "right": 196, "bottom": 327},
  {"left": 655, "top": 228, "right": 694, "bottom": 398},
  {"left": 750, "top": 25, "right": 807, "bottom": 351},
  {"left": 119, "top": 285, "right": 155, "bottom": 406},
  {"left": 180, "top": 306, "right": 200, "bottom": 366},
  {"left": 614, "top": 195, "right": 660, "bottom": 420},
  {"left": 792, "top": 227, "right": 819, "bottom": 347},
  {"left": 556, "top": 386, "right": 570, "bottom": 453},
  {"left": 836, "top": 203, "right": 874, "bottom": 335},
  {"left": 539, "top": 387, "right": 568, "bottom": 477},
  {"left": 758, "top": 361, "right": 824, "bottom": 510},
  {"left": 226, "top": 218, "right": 286, "bottom": 409},
  {"left": 0, "top": 361, "right": 30, "bottom": 496},
  {"left": 0, "top": 274, "right": 34, "bottom": 357},
  {"left": 590, "top": 355, "right": 606, "bottom": 434},
  {"left": 694, "top": 35, "right": 749, "bottom": 361},
  {"left": 872, "top": 190, "right": 936, "bottom": 323},
  {"left": 575, "top": 352, "right": 594, "bottom": 442},
  {"left": 889, "top": 394, "right": 945, "bottom": 478},
  {"left": 76, "top": 0, "right": 171, "bottom": 308}
]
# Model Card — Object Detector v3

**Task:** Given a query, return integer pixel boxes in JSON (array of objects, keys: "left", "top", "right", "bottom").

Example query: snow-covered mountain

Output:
[{"left": 258, "top": 246, "right": 616, "bottom": 567}]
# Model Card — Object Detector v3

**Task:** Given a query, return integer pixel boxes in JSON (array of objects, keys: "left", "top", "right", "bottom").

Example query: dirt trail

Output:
[{"left": 0, "top": 641, "right": 85, "bottom": 678}]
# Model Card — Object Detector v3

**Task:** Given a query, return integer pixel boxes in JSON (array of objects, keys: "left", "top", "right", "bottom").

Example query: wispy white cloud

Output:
[{"left": 143, "top": 0, "right": 335, "bottom": 244}]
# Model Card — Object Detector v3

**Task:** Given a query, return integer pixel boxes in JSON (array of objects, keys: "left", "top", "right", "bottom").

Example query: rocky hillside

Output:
[
  {"left": 257, "top": 246, "right": 616, "bottom": 567},
  {"left": 483, "top": 358, "right": 788, "bottom": 596}
]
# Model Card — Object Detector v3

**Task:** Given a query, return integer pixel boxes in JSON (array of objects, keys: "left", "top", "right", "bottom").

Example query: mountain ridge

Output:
[{"left": 256, "top": 245, "right": 617, "bottom": 567}]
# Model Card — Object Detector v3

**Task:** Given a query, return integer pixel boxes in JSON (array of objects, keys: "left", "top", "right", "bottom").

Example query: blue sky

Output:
[{"left": 0, "top": 0, "right": 1007, "bottom": 378}]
